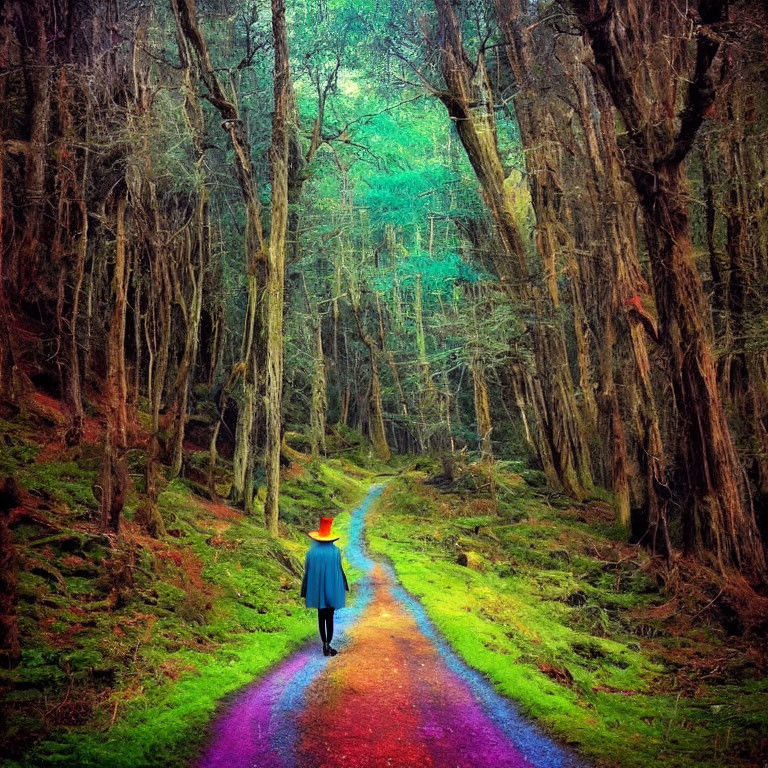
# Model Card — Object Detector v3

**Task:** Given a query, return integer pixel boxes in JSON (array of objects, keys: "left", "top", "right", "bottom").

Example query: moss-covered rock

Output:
[{"left": 456, "top": 550, "right": 486, "bottom": 571}]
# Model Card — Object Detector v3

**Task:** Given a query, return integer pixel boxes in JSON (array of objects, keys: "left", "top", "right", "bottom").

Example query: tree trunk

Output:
[
  {"left": 99, "top": 195, "right": 129, "bottom": 534},
  {"left": 15, "top": 0, "right": 49, "bottom": 299},
  {"left": 349, "top": 293, "right": 390, "bottom": 462},
  {"left": 648, "top": 163, "right": 764, "bottom": 572},
  {"left": 571, "top": 0, "right": 766, "bottom": 580},
  {"left": 143, "top": 247, "right": 172, "bottom": 537},
  {"left": 309, "top": 318, "right": 327, "bottom": 458},
  {"left": 432, "top": 0, "right": 593, "bottom": 499},
  {"left": 168, "top": 33, "right": 209, "bottom": 478},
  {"left": 701, "top": 75, "right": 768, "bottom": 499},
  {"left": 367, "top": 350, "right": 390, "bottom": 462},
  {"left": 376, "top": 293, "right": 412, "bottom": 448},
  {"left": 171, "top": 0, "right": 267, "bottom": 512},
  {"left": 471, "top": 353, "right": 493, "bottom": 462},
  {"left": 585, "top": 77, "right": 672, "bottom": 549},
  {"left": 264, "top": 0, "right": 291, "bottom": 535},
  {"left": 169, "top": 223, "right": 206, "bottom": 477},
  {"left": 0, "top": 77, "right": 17, "bottom": 401},
  {"left": 414, "top": 273, "right": 436, "bottom": 450},
  {"left": 50, "top": 66, "right": 88, "bottom": 446}
]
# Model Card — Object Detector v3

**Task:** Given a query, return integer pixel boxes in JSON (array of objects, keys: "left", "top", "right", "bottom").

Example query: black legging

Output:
[{"left": 317, "top": 607, "right": 335, "bottom": 644}]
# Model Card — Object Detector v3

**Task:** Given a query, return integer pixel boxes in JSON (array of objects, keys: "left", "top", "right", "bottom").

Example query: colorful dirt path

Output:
[{"left": 194, "top": 485, "right": 585, "bottom": 768}]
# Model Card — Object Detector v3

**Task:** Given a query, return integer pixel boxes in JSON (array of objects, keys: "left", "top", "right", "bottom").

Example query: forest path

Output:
[{"left": 194, "top": 484, "right": 584, "bottom": 768}]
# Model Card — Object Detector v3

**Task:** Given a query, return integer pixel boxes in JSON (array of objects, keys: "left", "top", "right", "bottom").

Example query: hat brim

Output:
[{"left": 308, "top": 531, "right": 339, "bottom": 542}]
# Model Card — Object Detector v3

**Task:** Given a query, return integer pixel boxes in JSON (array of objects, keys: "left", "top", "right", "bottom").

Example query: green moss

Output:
[
  {"left": 18, "top": 619, "right": 313, "bottom": 768},
  {"left": 18, "top": 461, "right": 98, "bottom": 516},
  {"left": 368, "top": 473, "right": 768, "bottom": 768},
  {"left": 277, "top": 458, "right": 373, "bottom": 528},
  {"left": 3, "top": 444, "right": 379, "bottom": 768},
  {"left": 0, "top": 424, "right": 39, "bottom": 474}
]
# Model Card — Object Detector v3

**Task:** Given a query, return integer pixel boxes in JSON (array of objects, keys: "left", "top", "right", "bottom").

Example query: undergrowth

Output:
[
  {"left": 1, "top": 414, "right": 381, "bottom": 768},
  {"left": 367, "top": 468, "right": 768, "bottom": 768}
]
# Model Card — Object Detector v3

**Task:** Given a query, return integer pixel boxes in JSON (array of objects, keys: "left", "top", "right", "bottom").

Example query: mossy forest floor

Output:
[
  {"left": 1, "top": 400, "right": 767, "bottom": 768},
  {"left": 367, "top": 468, "right": 768, "bottom": 768},
  {"left": 0, "top": 401, "right": 393, "bottom": 768}
]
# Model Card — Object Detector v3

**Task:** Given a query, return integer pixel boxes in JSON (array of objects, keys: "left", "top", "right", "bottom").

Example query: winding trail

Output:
[{"left": 194, "top": 484, "right": 585, "bottom": 768}]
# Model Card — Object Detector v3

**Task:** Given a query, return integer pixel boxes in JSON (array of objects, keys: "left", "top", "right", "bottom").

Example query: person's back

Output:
[
  {"left": 302, "top": 540, "right": 347, "bottom": 610},
  {"left": 301, "top": 517, "right": 348, "bottom": 656}
]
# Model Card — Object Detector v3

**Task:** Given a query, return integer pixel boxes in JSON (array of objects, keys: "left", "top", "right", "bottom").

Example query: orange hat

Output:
[{"left": 308, "top": 517, "right": 339, "bottom": 542}]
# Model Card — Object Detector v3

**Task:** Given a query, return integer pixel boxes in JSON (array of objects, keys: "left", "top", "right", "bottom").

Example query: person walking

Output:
[{"left": 301, "top": 517, "right": 349, "bottom": 656}]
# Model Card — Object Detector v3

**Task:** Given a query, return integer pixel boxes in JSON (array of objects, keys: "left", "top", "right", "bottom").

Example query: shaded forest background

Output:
[{"left": 2, "top": 0, "right": 768, "bottom": 666}]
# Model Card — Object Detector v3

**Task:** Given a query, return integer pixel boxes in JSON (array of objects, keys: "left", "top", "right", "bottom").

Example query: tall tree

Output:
[
  {"left": 171, "top": 0, "right": 291, "bottom": 532},
  {"left": 348, "top": 274, "right": 392, "bottom": 462},
  {"left": 569, "top": 0, "right": 766, "bottom": 580},
  {"left": 99, "top": 193, "right": 129, "bottom": 533},
  {"left": 171, "top": 0, "right": 266, "bottom": 511},
  {"left": 429, "top": 0, "right": 593, "bottom": 499},
  {"left": 263, "top": 0, "right": 291, "bottom": 535}
]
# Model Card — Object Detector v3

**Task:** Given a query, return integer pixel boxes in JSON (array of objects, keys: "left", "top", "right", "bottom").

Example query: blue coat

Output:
[{"left": 300, "top": 541, "right": 349, "bottom": 609}]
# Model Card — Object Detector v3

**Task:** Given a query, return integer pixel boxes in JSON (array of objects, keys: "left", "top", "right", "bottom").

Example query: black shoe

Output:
[
  {"left": 323, "top": 643, "right": 330, "bottom": 657},
  {"left": 327, "top": 645, "right": 338, "bottom": 656}
]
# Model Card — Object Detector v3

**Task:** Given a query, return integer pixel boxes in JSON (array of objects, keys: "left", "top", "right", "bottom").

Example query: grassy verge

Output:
[
  {"left": 367, "top": 469, "right": 768, "bottom": 768},
  {"left": 1, "top": 414, "right": 381, "bottom": 768}
]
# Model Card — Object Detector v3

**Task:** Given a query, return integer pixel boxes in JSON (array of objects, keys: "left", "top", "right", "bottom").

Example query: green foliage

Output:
[{"left": 279, "top": 1, "right": 529, "bottom": 450}]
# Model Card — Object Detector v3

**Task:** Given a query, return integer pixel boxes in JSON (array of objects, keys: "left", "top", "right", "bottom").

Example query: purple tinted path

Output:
[{"left": 194, "top": 485, "right": 585, "bottom": 768}]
